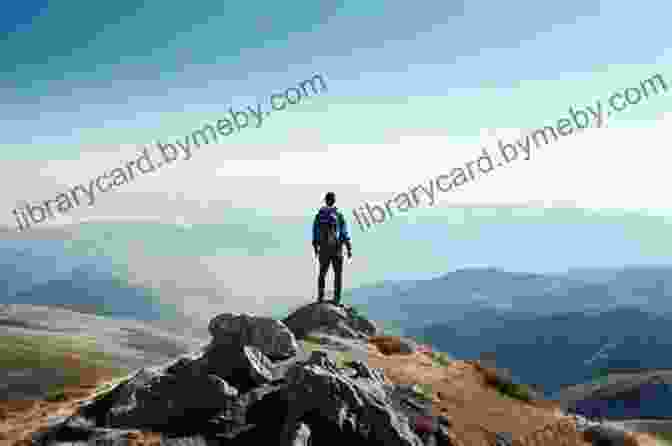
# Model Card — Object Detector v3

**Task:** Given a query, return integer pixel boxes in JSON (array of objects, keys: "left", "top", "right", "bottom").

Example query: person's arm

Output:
[
  {"left": 312, "top": 213, "right": 320, "bottom": 255},
  {"left": 338, "top": 212, "right": 352, "bottom": 255}
]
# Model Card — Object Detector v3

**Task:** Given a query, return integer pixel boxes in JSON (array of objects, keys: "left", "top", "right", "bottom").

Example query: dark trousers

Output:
[{"left": 317, "top": 253, "right": 344, "bottom": 303}]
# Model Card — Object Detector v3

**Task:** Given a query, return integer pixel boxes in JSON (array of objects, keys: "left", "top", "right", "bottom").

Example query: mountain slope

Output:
[
  {"left": 0, "top": 304, "right": 208, "bottom": 401},
  {"left": 345, "top": 266, "right": 672, "bottom": 331},
  {"left": 407, "top": 307, "right": 672, "bottom": 398}
]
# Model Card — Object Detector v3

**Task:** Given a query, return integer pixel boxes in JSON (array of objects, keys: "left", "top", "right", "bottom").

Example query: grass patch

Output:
[
  {"left": 90, "top": 375, "right": 131, "bottom": 401},
  {"left": 0, "top": 333, "right": 114, "bottom": 369},
  {"left": 411, "top": 383, "right": 435, "bottom": 402},
  {"left": 44, "top": 389, "right": 68, "bottom": 402},
  {"left": 494, "top": 381, "right": 533, "bottom": 402},
  {"left": 302, "top": 334, "right": 326, "bottom": 345},
  {"left": 481, "top": 365, "right": 533, "bottom": 402},
  {"left": 299, "top": 340, "right": 354, "bottom": 369},
  {"left": 655, "top": 432, "right": 672, "bottom": 445},
  {"left": 428, "top": 351, "right": 452, "bottom": 367},
  {"left": 0, "top": 333, "right": 129, "bottom": 398}
]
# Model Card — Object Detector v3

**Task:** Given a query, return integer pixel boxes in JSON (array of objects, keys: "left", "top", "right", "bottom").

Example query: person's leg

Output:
[
  {"left": 332, "top": 255, "right": 344, "bottom": 305},
  {"left": 317, "top": 253, "right": 331, "bottom": 302}
]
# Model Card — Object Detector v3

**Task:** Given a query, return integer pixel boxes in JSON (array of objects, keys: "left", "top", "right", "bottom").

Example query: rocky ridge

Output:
[
  {"left": 9, "top": 302, "right": 658, "bottom": 446},
  {"left": 24, "top": 303, "right": 451, "bottom": 446}
]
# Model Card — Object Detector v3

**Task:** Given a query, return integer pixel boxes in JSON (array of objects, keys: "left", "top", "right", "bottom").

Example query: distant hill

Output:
[
  {"left": 345, "top": 266, "right": 672, "bottom": 331},
  {"left": 0, "top": 239, "right": 207, "bottom": 338},
  {"left": 0, "top": 304, "right": 207, "bottom": 400},
  {"left": 406, "top": 306, "right": 672, "bottom": 398},
  {"left": 345, "top": 266, "right": 672, "bottom": 399},
  {"left": 560, "top": 369, "right": 672, "bottom": 419},
  {"left": 10, "top": 266, "right": 166, "bottom": 320}
]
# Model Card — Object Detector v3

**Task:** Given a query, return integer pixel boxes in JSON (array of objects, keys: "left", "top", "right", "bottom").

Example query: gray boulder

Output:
[
  {"left": 279, "top": 350, "right": 424, "bottom": 446},
  {"left": 288, "top": 422, "right": 312, "bottom": 446},
  {"left": 282, "top": 302, "right": 378, "bottom": 340},
  {"left": 208, "top": 313, "right": 298, "bottom": 360},
  {"left": 494, "top": 431, "right": 514, "bottom": 446},
  {"left": 99, "top": 366, "right": 239, "bottom": 429},
  {"left": 165, "top": 351, "right": 210, "bottom": 377},
  {"left": 436, "top": 424, "right": 455, "bottom": 446},
  {"left": 204, "top": 344, "right": 275, "bottom": 391},
  {"left": 26, "top": 303, "right": 457, "bottom": 446},
  {"left": 584, "top": 424, "right": 632, "bottom": 446},
  {"left": 396, "top": 337, "right": 419, "bottom": 354}
]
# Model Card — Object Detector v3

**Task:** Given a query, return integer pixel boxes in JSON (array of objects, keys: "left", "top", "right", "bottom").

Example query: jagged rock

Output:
[
  {"left": 422, "top": 432, "right": 438, "bottom": 446},
  {"left": 241, "top": 345, "right": 275, "bottom": 385},
  {"left": 303, "top": 331, "right": 355, "bottom": 350},
  {"left": 494, "top": 431, "right": 514, "bottom": 446},
  {"left": 437, "top": 414, "right": 452, "bottom": 428},
  {"left": 268, "top": 346, "right": 312, "bottom": 382},
  {"left": 93, "top": 366, "right": 239, "bottom": 429},
  {"left": 204, "top": 344, "right": 274, "bottom": 391},
  {"left": 390, "top": 384, "right": 434, "bottom": 416},
  {"left": 25, "top": 303, "right": 458, "bottom": 446},
  {"left": 165, "top": 352, "right": 210, "bottom": 377},
  {"left": 279, "top": 350, "right": 424, "bottom": 446},
  {"left": 288, "top": 422, "right": 312, "bottom": 446},
  {"left": 436, "top": 424, "right": 455, "bottom": 446},
  {"left": 61, "top": 414, "right": 95, "bottom": 430},
  {"left": 388, "top": 383, "right": 449, "bottom": 444},
  {"left": 282, "top": 302, "right": 378, "bottom": 340},
  {"left": 583, "top": 424, "right": 636, "bottom": 446},
  {"left": 161, "top": 436, "right": 214, "bottom": 446},
  {"left": 208, "top": 313, "right": 298, "bottom": 360},
  {"left": 31, "top": 426, "right": 145, "bottom": 446}
]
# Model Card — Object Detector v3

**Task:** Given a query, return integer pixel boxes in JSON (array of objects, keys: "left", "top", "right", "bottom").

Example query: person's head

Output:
[{"left": 324, "top": 192, "right": 336, "bottom": 206}]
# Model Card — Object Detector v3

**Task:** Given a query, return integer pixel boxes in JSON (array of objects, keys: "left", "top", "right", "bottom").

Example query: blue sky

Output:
[{"left": 1, "top": 1, "right": 671, "bottom": 318}]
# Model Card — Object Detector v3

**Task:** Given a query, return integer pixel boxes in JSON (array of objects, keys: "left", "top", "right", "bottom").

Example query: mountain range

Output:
[
  {"left": 345, "top": 266, "right": 672, "bottom": 399},
  {"left": 4, "top": 242, "right": 672, "bottom": 405}
]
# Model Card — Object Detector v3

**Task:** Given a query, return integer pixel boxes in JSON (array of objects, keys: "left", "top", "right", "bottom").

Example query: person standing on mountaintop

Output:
[{"left": 312, "top": 192, "right": 352, "bottom": 305}]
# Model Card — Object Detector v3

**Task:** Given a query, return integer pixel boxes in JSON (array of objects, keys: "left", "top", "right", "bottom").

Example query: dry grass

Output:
[
  {"left": 0, "top": 359, "right": 126, "bottom": 445},
  {"left": 365, "top": 351, "right": 595, "bottom": 446},
  {"left": 369, "top": 335, "right": 415, "bottom": 356}
]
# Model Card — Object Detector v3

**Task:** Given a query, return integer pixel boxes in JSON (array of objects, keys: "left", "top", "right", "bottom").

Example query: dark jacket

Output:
[{"left": 312, "top": 206, "right": 352, "bottom": 255}]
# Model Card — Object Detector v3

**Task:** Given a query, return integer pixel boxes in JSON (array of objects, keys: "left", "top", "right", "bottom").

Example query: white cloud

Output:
[
  {"left": 2, "top": 112, "right": 670, "bottom": 231},
  {"left": 214, "top": 112, "right": 672, "bottom": 213}
]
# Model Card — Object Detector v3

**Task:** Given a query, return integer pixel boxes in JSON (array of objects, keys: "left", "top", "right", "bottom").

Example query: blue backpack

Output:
[{"left": 317, "top": 207, "right": 340, "bottom": 252}]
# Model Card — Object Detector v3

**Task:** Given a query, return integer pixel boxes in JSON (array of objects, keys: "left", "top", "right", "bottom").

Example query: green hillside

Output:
[{"left": 0, "top": 333, "right": 129, "bottom": 399}]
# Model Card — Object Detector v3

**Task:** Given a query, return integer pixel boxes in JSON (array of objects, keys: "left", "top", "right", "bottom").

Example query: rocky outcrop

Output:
[
  {"left": 568, "top": 414, "right": 641, "bottom": 446},
  {"left": 282, "top": 302, "right": 378, "bottom": 340},
  {"left": 203, "top": 344, "right": 275, "bottom": 391},
  {"left": 583, "top": 424, "right": 639, "bottom": 446},
  {"left": 280, "top": 350, "right": 423, "bottom": 446},
  {"left": 208, "top": 313, "right": 298, "bottom": 360},
  {"left": 100, "top": 366, "right": 239, "bottom": 429},
  {"left": 28, "top": 304, "right": 447, "bottom": 446}
]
